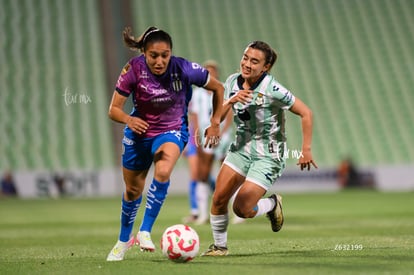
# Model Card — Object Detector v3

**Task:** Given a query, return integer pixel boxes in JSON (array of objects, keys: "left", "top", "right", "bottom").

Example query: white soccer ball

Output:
[{"left": 160, "top": 224, "right": 200, "bottom": 263}]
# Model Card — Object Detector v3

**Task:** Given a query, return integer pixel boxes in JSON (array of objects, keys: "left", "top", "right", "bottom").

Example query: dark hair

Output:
[
  {"left": 247, "top": 41, "right": 277, "bottom": 71},
  {"left": 122, "top": 26, "right": 173, "bottom": 52}
]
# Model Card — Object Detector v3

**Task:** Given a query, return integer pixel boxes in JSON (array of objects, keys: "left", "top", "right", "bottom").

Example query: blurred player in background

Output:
[
  {"left": 181, "top": 86, "right": 202, "bottom": 224},
  {"left": 183, "top": 60, "right": 234, "bottom": 225},
  {"left": 106, "top": 26, "right": 223, "bottom": 261},
  {"left": 0, "top": 171, "right": 18, "bottom": 197},
  {"left": 202, "top": 41, "right": 317, "bottom": 256}
]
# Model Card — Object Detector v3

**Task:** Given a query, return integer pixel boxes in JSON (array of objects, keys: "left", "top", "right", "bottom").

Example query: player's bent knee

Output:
[
  {"left": 154, "top": 167, "right": 173, "bottom": 182},
  {"left": 125, "top": 185, "right": 142, "bottom": 201},
  {"left": 233, "top": 205, "right": 253, "bottom": 219}
]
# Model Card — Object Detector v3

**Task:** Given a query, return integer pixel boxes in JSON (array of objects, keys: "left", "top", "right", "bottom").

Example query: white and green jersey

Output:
[{"left": 224, "top": 73, "right": 295, "bottom": 159}]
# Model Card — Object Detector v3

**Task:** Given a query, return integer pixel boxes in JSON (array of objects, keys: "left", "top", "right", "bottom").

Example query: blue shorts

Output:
[{"left": 122, "top": 127, "right": 188, "bottom": 171}]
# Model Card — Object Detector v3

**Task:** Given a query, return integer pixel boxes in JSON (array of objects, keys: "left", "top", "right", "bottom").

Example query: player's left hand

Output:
[
  {"left": 204, "top": 124, "right": 220, "bottom": 148},
  {"left": 297, "top": 148, "right": 318, "bottom": 171}
]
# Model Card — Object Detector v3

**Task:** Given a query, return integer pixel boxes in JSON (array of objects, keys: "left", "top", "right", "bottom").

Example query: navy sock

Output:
[
  {"left": 139, "top": 179, "right": 170, "bottom": 232},
  {"left": 119, "top": 195, "right": 142, "bottom": 242}
]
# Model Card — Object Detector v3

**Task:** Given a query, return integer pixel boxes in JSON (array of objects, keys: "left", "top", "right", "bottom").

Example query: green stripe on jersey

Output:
[{"left": 225, "top": 73, "right": 295, "bottom": 158}]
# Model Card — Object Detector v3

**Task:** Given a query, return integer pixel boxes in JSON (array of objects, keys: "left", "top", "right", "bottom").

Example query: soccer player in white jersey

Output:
[
  {"left": 202, "top": 41, "right": 317, "bottom": 256},
  {"left": 186, "top": 61, "right": 234, "bottom": 225}
]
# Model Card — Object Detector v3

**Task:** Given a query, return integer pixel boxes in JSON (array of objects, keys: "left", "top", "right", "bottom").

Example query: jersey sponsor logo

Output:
[
  {"left": 281, "top": 91, "right": 293, "bottom": 103},
  {"left": 122, "top": 136, "right": 135, "bottom": 146},
  {"left": 151, "top": 96, "right": 173, "bottom": 106},
  {"left": 237, "top": 109, "right": 251, "bottom": 121},
  {"left": 140, "top": 70, "right": 149, "bottom": 79},
  {"left": 166, "top": 130, "right": 182, "bottom": 141},
  {"left": 274, "top": 85, "right": 293, "bottom": 103},
  {"left": 149, "top": 87, "right": 171, "bottom": 106},
  {"left": 152, "top": 88, "right": 167, "bottom": 95},
  {"left": 191, "top": 62, "right": 203, "bottom": 70},
  {"left": 140, "top": 85, "right": 148, "bottom": 92}
]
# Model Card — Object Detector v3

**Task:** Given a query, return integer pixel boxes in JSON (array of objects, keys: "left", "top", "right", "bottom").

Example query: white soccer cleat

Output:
[
  {"left": 194, "top": 216, "right": 209, "bottom": 225},
  {"left": 106, "top": 237, "right": 135, "bottom": 261},
  {"left": 136, "top": 231, "right": 155, "bottom": 252}
]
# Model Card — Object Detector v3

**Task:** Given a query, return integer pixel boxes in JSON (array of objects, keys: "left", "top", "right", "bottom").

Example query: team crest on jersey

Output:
[
  {"left": 171, "top": 73, "right": 182, "bottom": 92},
  {"left": 255, "top": 93, "right": 264, "bottom": 105}
]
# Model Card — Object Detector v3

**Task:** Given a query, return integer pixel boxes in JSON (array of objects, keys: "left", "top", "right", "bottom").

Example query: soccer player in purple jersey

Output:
[{"left": 106, "top": 26, "right": 224, "bottom": 261}]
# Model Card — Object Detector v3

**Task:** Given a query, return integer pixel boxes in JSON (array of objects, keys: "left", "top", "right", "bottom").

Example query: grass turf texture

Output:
[{"left": 1, "top": 190, "right": 413, "bottom": 275}]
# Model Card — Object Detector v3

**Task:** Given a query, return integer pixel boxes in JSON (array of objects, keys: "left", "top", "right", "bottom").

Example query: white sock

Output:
[
  {"left": 230, "top": 187, "right": 245, "bottom": 221},
  {"left": 196, "top": 182, "right": 210, "bottom": 221},
  {"left": 254, "top": 197, "right": 276, "bottom": 217},
  {"left": 210, "top": 213, "right": 229, "bottom": 247}
]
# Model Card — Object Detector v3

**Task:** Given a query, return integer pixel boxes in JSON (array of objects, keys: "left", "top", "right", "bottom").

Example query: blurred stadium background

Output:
[{"left": 1, "top": 0, "right": 413, "bottom": 198}]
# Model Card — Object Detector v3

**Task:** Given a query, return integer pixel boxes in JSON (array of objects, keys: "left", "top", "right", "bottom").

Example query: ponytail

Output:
[{"left": 122, "top": 26, "right": 172, "bottom": 53}]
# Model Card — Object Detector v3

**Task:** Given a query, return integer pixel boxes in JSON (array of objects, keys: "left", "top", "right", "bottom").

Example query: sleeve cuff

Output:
[{"left": 115, "top": 87, "right": 130, "bottom": 97}]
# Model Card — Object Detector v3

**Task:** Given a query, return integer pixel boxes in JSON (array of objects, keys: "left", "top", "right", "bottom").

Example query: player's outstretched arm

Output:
[
  {"left": 289, "top": 97, "right": 318, "bottom": 171},
  {"left": 203, "top": 77, "right": 224, "bottom": 148}
]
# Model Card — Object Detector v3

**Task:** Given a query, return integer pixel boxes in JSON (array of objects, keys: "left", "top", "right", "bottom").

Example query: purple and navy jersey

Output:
[{"left": 115, "top": 55, "right": 209, "bottom": 137}]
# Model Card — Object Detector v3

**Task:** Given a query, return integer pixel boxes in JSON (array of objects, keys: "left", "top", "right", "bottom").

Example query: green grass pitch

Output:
[{"left": 1, "top": 190, "right": 413, "bottom": 274}]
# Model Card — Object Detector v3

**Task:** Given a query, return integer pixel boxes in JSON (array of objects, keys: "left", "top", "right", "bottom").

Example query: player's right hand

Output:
[
  {"left": 127, "top": 116, "right": 149, "bottom": 135},
  {"left": 230, "top": 90, "right": 253, "bottom": 105}
]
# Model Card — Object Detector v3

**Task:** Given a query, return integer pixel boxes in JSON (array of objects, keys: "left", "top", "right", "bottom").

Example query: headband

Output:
[{"left": 143, "top": 28, "right": 160, "bottom": 43}]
